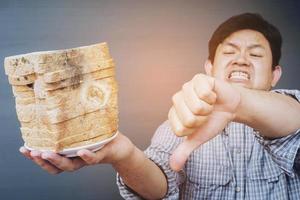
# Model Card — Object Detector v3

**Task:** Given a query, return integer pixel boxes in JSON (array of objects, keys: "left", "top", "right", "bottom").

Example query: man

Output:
[{"left": 20, "top": 13, "right": 300, "bottom": 199}]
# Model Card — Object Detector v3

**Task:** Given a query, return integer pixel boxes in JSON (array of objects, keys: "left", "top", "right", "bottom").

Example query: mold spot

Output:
[
  {"left": 21, "top": 57, "right": 28, "bottom": 64},
  {"left": 27, "top": 83, "right": 34, "bottom": 89}
]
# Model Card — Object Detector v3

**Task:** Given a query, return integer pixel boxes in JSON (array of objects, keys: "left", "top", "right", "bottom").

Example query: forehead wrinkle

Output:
[{"left": 221, "top": 42, "right": 240, "bottom": 50}]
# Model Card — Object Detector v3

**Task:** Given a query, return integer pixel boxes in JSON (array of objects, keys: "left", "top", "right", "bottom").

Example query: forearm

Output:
[
  {"left": 234, "top": 87, "right": 300, "bottom": 138},
  {"left": 113, "top": 146, "right": 167, "bottom": 199}
]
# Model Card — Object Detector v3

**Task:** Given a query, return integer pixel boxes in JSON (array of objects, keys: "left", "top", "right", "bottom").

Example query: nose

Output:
[{"left": 233, "top": 52, "right": 250, "bottom": 67}]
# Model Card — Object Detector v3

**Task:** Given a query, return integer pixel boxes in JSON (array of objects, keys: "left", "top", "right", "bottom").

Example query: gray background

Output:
[{"left": 1, "top": 0, "right": 299, "bottom": 199}]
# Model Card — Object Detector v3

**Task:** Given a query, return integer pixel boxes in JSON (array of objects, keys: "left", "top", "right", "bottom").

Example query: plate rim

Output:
[{"left": 24, "top": 131, "right": 119, "bottom": 155}]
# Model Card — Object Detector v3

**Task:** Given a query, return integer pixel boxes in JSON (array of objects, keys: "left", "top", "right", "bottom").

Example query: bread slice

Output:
[
  {"left": 4, "top": 54, "right": 36, "bottom": 77},
  {"left": 8, "top": 73, "right": 36, "bottom": 85},
  {"left": 43, "top": 59, "right": 114, "bottom": 84},
  {"left": 4, "top": 43, "right": 118, "bottom": 152},
  {"left": 21, "top": 110, "right": 118, "bottom": 152},
  {"left": 35, "top": 67, "right": 115, "bottom": 95},
  {"left": 4, "top": 42, "right": 111, "bottom": 76}
]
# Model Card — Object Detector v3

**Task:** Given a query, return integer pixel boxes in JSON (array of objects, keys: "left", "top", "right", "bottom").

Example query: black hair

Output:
[{"left": 208, "top": 13, "right": 282, "bottom": 69}]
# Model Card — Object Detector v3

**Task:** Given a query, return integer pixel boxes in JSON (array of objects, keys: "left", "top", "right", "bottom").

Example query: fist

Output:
[{"left": 168, "top": 74, "right": 217, "bottom": 137}]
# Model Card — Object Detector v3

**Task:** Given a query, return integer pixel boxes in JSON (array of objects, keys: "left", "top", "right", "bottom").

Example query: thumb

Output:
[
  {"left": 169, "top": 106, "right": 233, "bottom": 171},
  {"left": 169, "top": 113, "right": 228, "bottom": 171},
  {"left": 169, "top": 132, "right": 206, "bottom": 172}
]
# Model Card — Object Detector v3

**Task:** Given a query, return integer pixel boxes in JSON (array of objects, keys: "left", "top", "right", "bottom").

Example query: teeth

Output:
[{"left": 229, "top": 71, "right": 250, "bottom": 80}]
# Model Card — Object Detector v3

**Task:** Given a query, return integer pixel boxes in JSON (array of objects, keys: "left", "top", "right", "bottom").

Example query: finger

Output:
[
  {"left": 172, "top": 92, "right": 208, "bottom": 128},
  {"left": 193, "top": 74, "right": 217, "bottom": 105},
  {"left": 30, "top": 151, "right": 63, "bottom": 174},
  {"left": 41, "top": 152, "right": 85, "bottom": 172},
  {"left": 169, "top": 138, "right": 198, "bottom": 172},
  {"left": 168, "top": 106, "right": 196, "bottom": 137},
  {"left": 77, "top": 149, "right": 103, "bottom": 165},
  {"left": 170, "top": 113, "right": 230, "bottom": 171},
  {"left": 19, "top": 146, "right": 33, "bottom": 160},
  {"left": 182, "top": 82, "right": 214, "bottom": 115}
]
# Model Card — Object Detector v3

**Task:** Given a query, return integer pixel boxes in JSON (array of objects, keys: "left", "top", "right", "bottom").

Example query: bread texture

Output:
[{"left": 4, "top": 43, "right": 118, "bottom": 152}]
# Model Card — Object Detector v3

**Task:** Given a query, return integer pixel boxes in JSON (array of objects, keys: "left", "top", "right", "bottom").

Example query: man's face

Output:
[{"left": 206, "top": 29, "right": 281, "bottom": 90}]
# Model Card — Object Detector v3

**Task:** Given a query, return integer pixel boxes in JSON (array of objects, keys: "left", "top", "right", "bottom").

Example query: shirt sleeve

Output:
[
  {"left": 116, "top": 121, "right": 186, "bottom": 199},
  {"left": 253, "top": 89, "right": 300, "bottom": 176}
]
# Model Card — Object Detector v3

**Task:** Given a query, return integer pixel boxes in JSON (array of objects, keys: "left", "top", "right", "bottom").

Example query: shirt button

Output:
[
  {"left": 235, "top": 186, "right": 241, "bottom": 192},
  {"left": 236, "top": 148, "right": 241, "bottom": 154}
]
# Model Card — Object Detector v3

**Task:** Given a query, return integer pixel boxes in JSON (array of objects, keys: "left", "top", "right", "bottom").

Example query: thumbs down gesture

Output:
[{"left": 168, "top": 74, "right": 241, "bottom": 171}]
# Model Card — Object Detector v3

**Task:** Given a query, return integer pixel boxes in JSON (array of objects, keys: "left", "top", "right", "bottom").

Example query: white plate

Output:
[{"left": 24, "top": 131, "right": 118, "bottom": 157}]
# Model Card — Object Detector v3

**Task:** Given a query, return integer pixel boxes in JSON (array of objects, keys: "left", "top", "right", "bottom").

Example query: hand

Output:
[
  {"left": 168, "top": 73, "right": 241, "bottom": 171},
  {"left": 19, "top": 132, "right": 134, "bottom": 174}
]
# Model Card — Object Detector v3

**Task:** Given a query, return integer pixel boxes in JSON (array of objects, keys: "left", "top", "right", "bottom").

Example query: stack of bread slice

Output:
[{"left": 4, "top": 43, "right": 118, "bottom": 152}]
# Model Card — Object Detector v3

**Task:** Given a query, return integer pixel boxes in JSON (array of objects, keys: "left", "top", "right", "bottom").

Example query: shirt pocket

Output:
[
  {"left": 247, "top": 167, "right": 283, "bottom": 182},
  {"left": 186, "top": 163, "right": 232, "bottom": 199},
  {"left": 247, "top": 161, "right": 286, "bottom": 200}
]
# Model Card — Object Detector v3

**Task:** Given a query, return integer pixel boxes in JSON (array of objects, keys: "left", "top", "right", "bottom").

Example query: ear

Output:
[
  {"left": 271, "top": 65, "right": 282, "bottom": 87},
  {"left": 204, "top": 59, "right": 213, "bottom": 76}
]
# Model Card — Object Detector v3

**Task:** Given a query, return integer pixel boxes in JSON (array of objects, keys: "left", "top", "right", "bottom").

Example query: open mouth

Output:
[{"left": 228, "top": 70, "right": 250, "bottom": 81}]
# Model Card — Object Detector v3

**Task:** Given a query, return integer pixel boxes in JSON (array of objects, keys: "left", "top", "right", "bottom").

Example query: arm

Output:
[
  {"left": 168, "top": 73, "right": 300, "bottom": 171},
  {"left": 112, "top": 139, "right": 167, "bottom": 199},
  {"left": 235, "top": 88, "right": 300, "bottom": 175},
  {"left": 234, "top": 87, "right": 300, "bottom": 138},
  {"left": 20, "top": 133, "right": 167, "bottom": 200}
]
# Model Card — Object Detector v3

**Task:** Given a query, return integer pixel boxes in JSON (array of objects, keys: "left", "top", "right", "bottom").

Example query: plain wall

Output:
[{"left": 1, "top": 0, "right": 299, "bottom": 199}]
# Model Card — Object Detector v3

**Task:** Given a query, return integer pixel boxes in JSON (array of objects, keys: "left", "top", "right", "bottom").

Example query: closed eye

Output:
[
  {"left": 223, "top": 51, "right": 235, "bottom": 55},
  {"left": 250, "top": 53, "right": 263, "bottom": 57}
]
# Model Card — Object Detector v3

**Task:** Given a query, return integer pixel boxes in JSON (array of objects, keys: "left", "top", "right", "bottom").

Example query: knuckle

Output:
[
  {"left": 182, "top": 116, "right": 197, "bottom": 128},
  {"left": 198, "top": 91, "right": 215, "bottom": 105},
  {"left": 192, "top": 74, "right": 198, "bottom": 81},
  {"left": 171, "top": 95, "right": 176, "bottom": 104},
  {"left": 193, "top": 101, "right": 213, "bottom": 115},
  {"left": 174, "top": 127, "right": 186, "bottom": 137},
  {"left": 195, "top": 73, "right": 206, "bottom": 82},
  {"left": 172, "top": 93, "right": 180, "bottom": 104},
  {"left": 182, "top": 82, "right": 189, "bottom": 91},
  {"left": 198, "top": 89, "right": 211, "bottom": 99},
  {"left": 171, "top": 124, "right": 185, "bottom": 137},
  {"left": 191, "top": 103, "right": 204, "bottom": 115},
  {"left": 168, "top": 109, "right": 172, "bottom": 120},
  {"left": 194, "top": 73, "right": 202, "bottom": 80}
]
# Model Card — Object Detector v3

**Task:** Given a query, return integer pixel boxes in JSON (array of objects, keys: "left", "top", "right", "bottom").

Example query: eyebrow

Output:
[{"left": 222, "top": 42, "right": 266, "bottom": 50}]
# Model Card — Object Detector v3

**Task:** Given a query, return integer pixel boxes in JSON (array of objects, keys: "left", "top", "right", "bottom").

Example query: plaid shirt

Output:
[{"left": 117, "top": 89, "right": 300, "bottom": 199}]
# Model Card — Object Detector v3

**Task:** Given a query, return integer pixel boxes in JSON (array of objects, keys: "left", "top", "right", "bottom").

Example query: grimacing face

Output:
[{"left": 205, "top": 29, "right": 282, "bottom": 90}]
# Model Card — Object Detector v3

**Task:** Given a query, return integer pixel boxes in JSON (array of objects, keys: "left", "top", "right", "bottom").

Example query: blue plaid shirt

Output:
[{"left": 117, "top": 89, "right": 300, "bottom": 199}]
